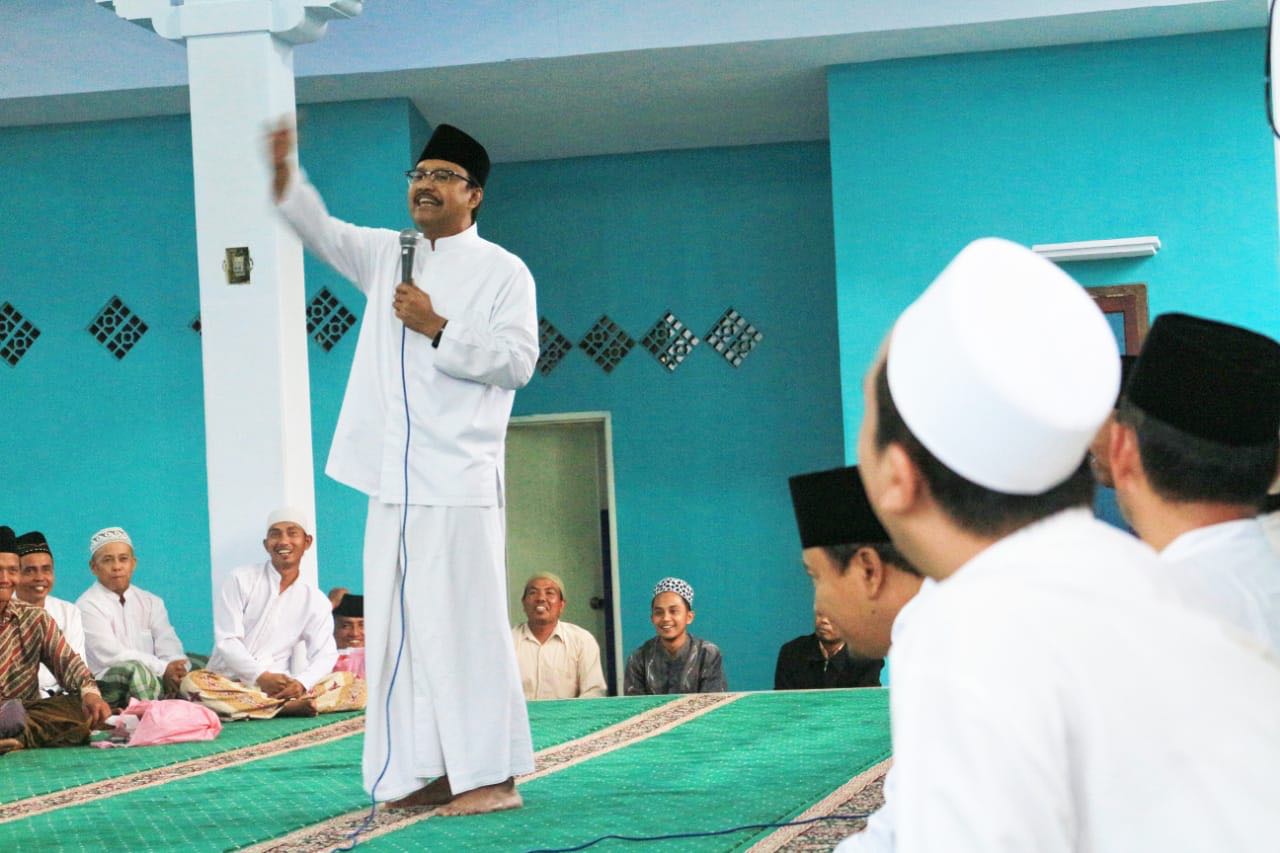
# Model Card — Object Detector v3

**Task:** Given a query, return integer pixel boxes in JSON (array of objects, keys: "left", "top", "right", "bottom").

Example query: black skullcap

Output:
[
  {"left": 1125, "top": 313, "right": 1280, "bottom": 447},
  {"left": 0, "top": 526, "right": 17, "bottom": 555},
  {"left": 416, "top": 124, "right": 490, "bottom": 187},
  {"left": 15, "top": 531, "right": 50, "bottom": 557},
  {"left": 333, "top": 593, "right": 363, "bottom": 619},
  {"left": 788, "top": 466, "right": 890, "bottom": 549},
  {"left": 1264, "top": 492, "right": 1280, "bottom": 514}
]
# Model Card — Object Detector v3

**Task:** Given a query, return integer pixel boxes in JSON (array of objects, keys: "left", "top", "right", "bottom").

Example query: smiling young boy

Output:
[{"left": 622, "top": 577, "right": 726, "bottom": 695}]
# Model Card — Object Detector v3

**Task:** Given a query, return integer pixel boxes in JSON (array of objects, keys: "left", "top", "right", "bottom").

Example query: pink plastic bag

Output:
[{"left": 94, "top": 698, "right": 221, "bottom": 748}]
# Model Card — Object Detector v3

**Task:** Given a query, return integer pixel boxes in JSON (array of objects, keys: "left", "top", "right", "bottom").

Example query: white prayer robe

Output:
[
  {"left": 835, "top": 578, "right": 936, "bottom": 853},
  {"left": 206, "top": 562, "right": 338, "bottom": 690},
  {"left": 277, "top": 169, "right": 538, "bottom": 798},
  {"left": 38, "top": 596, "right": 86, "bottom": 697},
  {"left": 891, "top": 508, "right": 1280, "bottom": 853},
  {"left": 1160, "top": 519, "right": 1280, "bottom": 657},
  {"left": 76, "top": 582, "right": 187, "bottom": 678}
]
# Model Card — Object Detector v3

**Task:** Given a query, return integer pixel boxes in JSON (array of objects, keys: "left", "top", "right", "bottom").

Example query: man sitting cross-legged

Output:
[
  {"left": 15, "top": 531, "right": 87, "bottom": 699},
  {"left": 77, "top": 527, "right": 190, "bottom": 707},
  {"left": 1, "top": 526, "right": 111, "bottom": 755},
  {"left": 183, "top": 509, "right": 365, "bottom": 718}
]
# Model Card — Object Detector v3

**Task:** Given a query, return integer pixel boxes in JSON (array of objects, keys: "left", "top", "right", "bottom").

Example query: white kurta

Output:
[
  {"left": 891, "top": 508, "right": 1280, "bottom": 853},
  {"left": 76, "top": 582, "right": 187, "bottom": 678},
  {"left": 835, "top": 578, "right": 937, "bottom": 853},
  {"left": 1160, "top": 519, "right": 1280, "bottom": 657},
  {"left": 278, "top": 169, "right": 538, "bottom": 503},
  {"left": 277, "top": 169, "right": 538, "bottom": 798},
  {"left": 38, "top": 595, "right": 86, "bottom": 697},
  {"left": 205, "top": 561, "right": 338, "bottom": 690}
]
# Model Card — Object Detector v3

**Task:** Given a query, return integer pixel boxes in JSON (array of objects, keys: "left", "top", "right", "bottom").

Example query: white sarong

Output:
[{"left": 362, "top": 499, "right": 534, "bottom": 799}]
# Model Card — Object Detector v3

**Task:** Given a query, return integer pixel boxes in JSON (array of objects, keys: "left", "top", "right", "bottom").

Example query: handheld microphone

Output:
[{"left": 399, "top": 229, "right": 419, "bottom": 284}]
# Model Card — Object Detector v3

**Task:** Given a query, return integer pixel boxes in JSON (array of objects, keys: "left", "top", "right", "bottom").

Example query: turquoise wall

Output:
[
  {"left": 828, "top": 29, "right": 1280, "bottom": 459},
  {"left": 0, "top": 102, "right": 843, "bottom": 689},
  {"left": 0, "top": 114, "right": 209, "bottom": 641},
  {"left": 486, "top": 144, "right": 844, "bottom": 690}
]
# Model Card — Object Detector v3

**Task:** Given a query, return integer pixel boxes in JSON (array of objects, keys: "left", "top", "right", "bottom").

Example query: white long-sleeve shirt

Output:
[
  {"left": 38, "top": 595, "right": 86, "bottom": 696},
  {"left": 205, "top": 561, "right": 337, "bottom": 691},
  {"left": 76, "top": 582, "right": 187, "bottom": 678},
  {"left": 891, "top": 508, "right": 1280, "bottom": 853},
  {"left": 1160, "top": 519, "right": 1280, "bottom": 657},
  {"left": 277, "top": 170, "right": 538, "bottom": 505}
]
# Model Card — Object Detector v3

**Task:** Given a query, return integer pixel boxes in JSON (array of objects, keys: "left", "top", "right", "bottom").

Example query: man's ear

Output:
[
  {"left": 1110, "top": 421, "right": 1143, "bottom": 490},
  {"left": 469, "top": 186, "right": 484, "bottom": 211},
  {"left": 877, "top": 442, "right": 924, "bottom": 517},
  {"left": 852, "top": 546, "right": 887, "bottom": 597}
]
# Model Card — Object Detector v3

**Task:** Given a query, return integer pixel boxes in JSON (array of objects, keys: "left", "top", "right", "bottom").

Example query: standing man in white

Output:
[{"left": 270, "top": 120, "right": 538, "bottom": 816}]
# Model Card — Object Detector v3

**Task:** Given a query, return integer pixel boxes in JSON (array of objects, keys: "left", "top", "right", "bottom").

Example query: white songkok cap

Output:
[
  {"left": 652, "top": 577, "right": 694, "bottom": 608},
  {"left": 89, "top": 526, "right": 132, "bottom": 557},
  {"left": 266, "top": 506, "right": 313, "bottom": 534},
  {"left": 887, "top": 237, "right": 1119, "bottom": 494}
]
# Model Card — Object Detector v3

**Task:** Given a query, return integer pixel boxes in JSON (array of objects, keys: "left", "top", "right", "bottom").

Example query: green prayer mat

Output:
[
  {"left": 0, "top": 690, "right": 890, "bottom": 853},
  {"left": 364, "top": 690, "right": 891, "bottom": 852},
  {"left": 0, "top": 711, "right": 363, "bottom": 804}
]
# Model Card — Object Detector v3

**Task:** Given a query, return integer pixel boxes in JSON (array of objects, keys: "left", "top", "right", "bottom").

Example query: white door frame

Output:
[{"left": 508, "top": 411, "right": 624, "bottom": 688}]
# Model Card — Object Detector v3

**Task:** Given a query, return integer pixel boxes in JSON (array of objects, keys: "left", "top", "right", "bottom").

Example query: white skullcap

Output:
[
  {"left": 266, "top": 506, "right": 313, "bottom": 534},
  {"left": 89, "top": 526, "right": 132, "bottom": 557},
  {"left": 652, "top": 577, "right": 694, "bottom": 607},
  {"left": 887, "top": 237, "right": 1119, "bottom": 494}
]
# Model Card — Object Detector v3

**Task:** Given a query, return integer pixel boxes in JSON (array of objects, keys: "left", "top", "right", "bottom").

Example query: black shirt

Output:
[{"left": 773, "top": 633, "right": 883, "bottom": 690}]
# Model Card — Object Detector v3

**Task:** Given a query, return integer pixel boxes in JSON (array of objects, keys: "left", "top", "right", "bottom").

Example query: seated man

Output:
[
  {"left": 76, "top": 527, "right": 189, "bottom": 707},
  {"left": 774, "top": 608, "right": 883, "bottom": 690},
  {"left": 623, "top": 577, "right": 726, "bottom": 695},
  {"left": 15, "top": 531, "right": 87, "bottom": 698},
  {"left": 332, "top": 591, "right": 365, "bottom": 679},
  {"left": 512, "top": 573, "right": 606, "bottom": 699},
  {"left": 1, "top": 526, "right": 110, "bottom": 755},
  {"left": 184, "top": 509, "right": 364, "bottom": 718},
  {"left": 788, "top": 464, "right": 929, "bottom": 852}
]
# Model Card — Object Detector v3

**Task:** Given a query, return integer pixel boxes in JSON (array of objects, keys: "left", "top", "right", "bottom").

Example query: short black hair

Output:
[
  {"left": 872, "top": 360, "right": 1095, "bottom": 537},
  {"left": 1116, "top": 399, "right": 1279, "bottom": 506},
  {"left": 822, "top": 542, "right": 920, "bottom": 576}
]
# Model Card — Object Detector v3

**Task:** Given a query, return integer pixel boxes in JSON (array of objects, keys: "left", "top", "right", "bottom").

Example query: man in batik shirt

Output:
[{"left": 1, "top": 526, "right": 110, "bottom": 754}]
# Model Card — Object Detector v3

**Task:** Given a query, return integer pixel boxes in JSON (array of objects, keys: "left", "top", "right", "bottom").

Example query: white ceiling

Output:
[{"left": 0, "top": 0, "right": 1266, "bottom": 162}]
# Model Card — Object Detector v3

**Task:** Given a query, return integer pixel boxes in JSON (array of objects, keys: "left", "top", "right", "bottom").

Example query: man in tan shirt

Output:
[{"left": 511, "top": 573, "right": 606, "bottom": 700}]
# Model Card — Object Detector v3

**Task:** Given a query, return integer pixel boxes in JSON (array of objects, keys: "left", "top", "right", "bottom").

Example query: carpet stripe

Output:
[
  {"left": 0, "top": 715, "right": 365, "bottom": 824},
  {"left": 246, "top": 692, "right": 746, "bottom": 853},
  {"left": 746, "top": 757, "right": 892, "bottom": 853}
]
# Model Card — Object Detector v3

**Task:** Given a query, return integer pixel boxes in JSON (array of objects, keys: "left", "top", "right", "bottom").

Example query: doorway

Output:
[{"left": 505, "top": 412, "right": 622, "bottom": 694}]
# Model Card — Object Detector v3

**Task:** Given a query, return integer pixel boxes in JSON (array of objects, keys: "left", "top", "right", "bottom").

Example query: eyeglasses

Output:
[{"left": 404, "top": 168, "right": 478, "bottom": 188}]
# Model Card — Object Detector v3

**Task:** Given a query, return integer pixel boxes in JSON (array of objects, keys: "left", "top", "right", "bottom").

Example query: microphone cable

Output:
[
  {"left": 522, "top": 812, "right": 875, "bottom": 853},
  {"left": 338, "top": 244, "right": 417, "bottom": 851}
]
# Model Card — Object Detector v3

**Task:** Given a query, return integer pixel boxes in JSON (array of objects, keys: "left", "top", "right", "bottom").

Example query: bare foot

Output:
[
  {"left": 388, "top": 775, "right": 453, "bottom": 809},
  {"left": 278, "top": 698, "right": 318, "bottom": 717},
  {"left": 436, "top": 778, "right": 522, "bottom": 817},
  {"left": 0, "top": 738, "right": 24, "bottom": 755}
]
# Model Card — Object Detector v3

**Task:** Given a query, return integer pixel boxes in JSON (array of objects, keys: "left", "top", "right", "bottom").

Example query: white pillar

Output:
[{"left": 97, "top": 1, "right": 362, "bottom": 599}]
